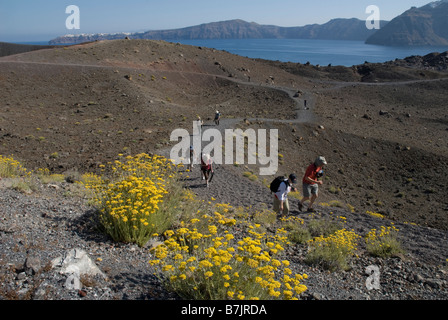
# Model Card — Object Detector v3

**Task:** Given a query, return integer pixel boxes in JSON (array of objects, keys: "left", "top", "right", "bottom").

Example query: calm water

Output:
[
  {"left": 15, "top": 39, "right": 448, "bottom": 67},
  {"left": 175, "top": 39, "right": 448, "bottom": 67}
]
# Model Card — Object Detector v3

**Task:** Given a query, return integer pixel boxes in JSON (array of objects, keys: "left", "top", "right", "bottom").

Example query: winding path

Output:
[{"left": 2, "top": 55, "right": 448, "bottom": 268}]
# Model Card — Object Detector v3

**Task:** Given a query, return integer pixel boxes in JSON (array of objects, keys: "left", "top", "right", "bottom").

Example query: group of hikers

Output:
[
  {"left": 188, "top": 110, "right": 327, "bottom": 215},
  {"left": 272, "top": 156, "right": 327, "bottom": 216},
  {"left": 189, "top": 143, "right": 327, "bottom": 214}
]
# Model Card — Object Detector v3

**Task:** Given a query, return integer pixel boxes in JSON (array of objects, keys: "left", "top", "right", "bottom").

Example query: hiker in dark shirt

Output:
[{"left": 214, "top": 111, "right": 221, "bottom": 125}]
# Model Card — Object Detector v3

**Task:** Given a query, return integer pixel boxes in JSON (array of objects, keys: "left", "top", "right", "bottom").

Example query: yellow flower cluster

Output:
[
  {"left": 306, "top": 228, "right": 361, "bottom": 271},
  {"left": 309, "top": 229, "right": 360, "bottom": 254},
  {"left": 80, "top": 172, "right": 103, "bottom": 186},
  {"left": 149, "top": 204, "right": 308, "bottom": 300},
  {"left": 366, "top": 211, "right": 385, "bottom": 219},
  {"left": 366, "top": 225, "right": 399, "bottom": 244},
  {"left": 110, "top": 153, "right": 177, "bottom": 181},
  {"left": 0, "top": 155, "right": 29, "bottom": 178},
  {"left": 83, "top": 153, "right": 180, "bottom": 246},
  {"left": 365, "top": 225, "right": 402, "bottom": 259},
  {"left": 279, "top": 216, "right": 305, "bottom": 225},
  {"left": 102, "top": 175, "right": 166, "bottom": 223}
]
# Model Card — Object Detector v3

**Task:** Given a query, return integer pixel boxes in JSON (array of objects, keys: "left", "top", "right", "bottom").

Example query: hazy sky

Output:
[{"left": 0, "top": 0, "right": 435, "bottom": 42}]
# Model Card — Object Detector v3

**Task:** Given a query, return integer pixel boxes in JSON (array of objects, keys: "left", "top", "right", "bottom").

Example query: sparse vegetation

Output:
[
  {"left": 328, "top": 186, "right": 341, "bottom": 194},
  {"left": 366, "top": 211, "right": 385, "bottom": 219},
  {"left": 365, "top": 225, "right": 404, "bottom": 258},
  {"left": 305, "top": 229, "right": 360, "bottom": 272},
  {"left": 0, "top": 155, "right": 29, "bottom": 178},
  {"left": 242, "top": 171, "right": 258, "bottom": 181},
  {"left": 49, "top": 152, "right": 59, "bottom": 159},
  {"left": 307, "top": 216, "right": 344, "bottom": 237}
]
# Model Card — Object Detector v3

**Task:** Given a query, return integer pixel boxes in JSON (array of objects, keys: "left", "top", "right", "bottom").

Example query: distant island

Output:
[
  {"left": 49, "top": 18, "right": 389, "bottom": 45},
  {"left": 49, "top": 1, "right": 448, "bottom": 47},
  {"left": 366, "top": 0, "right": 448, "bottom": 46}
]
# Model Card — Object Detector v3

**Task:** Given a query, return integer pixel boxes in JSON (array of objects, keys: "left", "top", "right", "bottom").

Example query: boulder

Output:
[{"left": 51, "top": 248, "right": 106, "bottom": 279}]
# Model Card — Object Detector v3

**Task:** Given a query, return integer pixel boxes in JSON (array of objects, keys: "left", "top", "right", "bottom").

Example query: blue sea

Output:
[
  {"left": 176, "top": 39, "right": 448, "bottom": 67},
  {"left": 15, "top": 39, "right": 448, "bottom": 67}
]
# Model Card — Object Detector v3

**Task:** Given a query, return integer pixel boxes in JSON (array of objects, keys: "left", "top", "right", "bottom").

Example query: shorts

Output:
[
  {"left": 302, "top": 183, "right": 318, "bottom": 198},
  {"left": 273, "top": 196, "right": 289, "bottom": 216}
]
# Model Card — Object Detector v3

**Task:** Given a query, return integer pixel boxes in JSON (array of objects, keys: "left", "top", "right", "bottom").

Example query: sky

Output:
[{"left": 0, "top": 0, "right": 436, "bottom": 42}]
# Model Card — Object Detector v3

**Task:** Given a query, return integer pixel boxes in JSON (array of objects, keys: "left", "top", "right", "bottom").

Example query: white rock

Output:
[{"left": 51, "top": 248, "right": 106, "bottom": 279}]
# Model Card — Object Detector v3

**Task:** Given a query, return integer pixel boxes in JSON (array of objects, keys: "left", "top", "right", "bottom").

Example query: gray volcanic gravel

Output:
[{"left": 0, "top": 170, "right": 447, "bottom": 301}]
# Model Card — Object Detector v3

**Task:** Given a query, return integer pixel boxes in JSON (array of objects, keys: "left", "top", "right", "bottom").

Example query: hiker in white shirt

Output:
[{"left": 273, "top": 174, "right": 298, "bottom": 217}]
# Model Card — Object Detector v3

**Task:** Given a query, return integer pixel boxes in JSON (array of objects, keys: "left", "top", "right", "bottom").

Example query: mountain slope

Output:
[
  {"left": 49, "top": 19, "right": 388, "bottom": 44},
  {"left": 366, "top": 0, "right": 448, "bottom": 46},
  {"left": 0, "top": 42, "right": 55, "bottom": 57},
  {"left": 1, "top": 39, "right": 448, "bottom": 231}
]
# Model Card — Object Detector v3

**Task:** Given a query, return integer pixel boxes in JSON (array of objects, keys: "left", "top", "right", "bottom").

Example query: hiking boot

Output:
[
  {"left": 298, "top": 201, "right": 303, "bottom": 212},
  {"left": 307, "top": 207, "right": 316, "bottom": 213}
]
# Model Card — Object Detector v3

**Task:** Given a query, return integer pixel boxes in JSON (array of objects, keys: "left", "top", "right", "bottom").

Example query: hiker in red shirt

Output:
[
  {"left": 200, "top": 153, "right": 213, "bottom": 187},
  {"left": 298, "top": 156, "right": 327, "bottom": 212}
]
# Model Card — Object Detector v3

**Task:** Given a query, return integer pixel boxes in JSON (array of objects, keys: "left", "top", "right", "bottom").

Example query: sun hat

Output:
[
  {"left": 315, "top": 156, "right": 327, "bottom": 166},
  {"left": 289, "top": 174, "right": 298, "bottom": 183}
]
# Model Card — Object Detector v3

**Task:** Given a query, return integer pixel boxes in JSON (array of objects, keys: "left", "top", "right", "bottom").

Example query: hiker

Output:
[
  {"left": 214, "top": 110, "right": 221, "bottom": 125},
  {"left": 200, "top": 153, "right": 214, "bottom": 187},
  {"left": 189, "top": 145, "right": 196, "bottom": 171},
  {"left": 272, "top": 174, "right": 298, "bottom": 217},
  {"left": 298, "top": 156, "right": 327, "bottom": 213},
  {"left": 197, "top": 116, "right": 203, "bottom": 135}
]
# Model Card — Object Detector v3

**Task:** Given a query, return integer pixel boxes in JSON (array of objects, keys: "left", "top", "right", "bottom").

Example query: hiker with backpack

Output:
[
  {"left": 298, "top": 156, "right": 327, "bottom": 213},
  {"left": 271, "top": 174, "right": 298, "bottom": 217},
  {"left": 200, "top": 153, "right": 214, "bottom": 187}
]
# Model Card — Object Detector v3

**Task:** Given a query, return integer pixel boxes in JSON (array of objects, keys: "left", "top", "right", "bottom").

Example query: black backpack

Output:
[{"left": 270, "top": 176, "right": 288, "bottom": 193}]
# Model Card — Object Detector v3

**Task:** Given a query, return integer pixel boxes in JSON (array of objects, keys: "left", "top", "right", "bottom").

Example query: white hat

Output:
[
  {"left": 315, "top": 156, "right": 327, "bottom": 166},
  {"left": 202, "top": 153, "right": 210, "bottom": 162}
]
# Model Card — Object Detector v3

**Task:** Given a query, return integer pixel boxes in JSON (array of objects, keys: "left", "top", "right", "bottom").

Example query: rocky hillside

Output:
[
  {"left": 0, "top": 42, "right": 56, "bottom": 58},
  {"left": 366, "top": 0, "right": 448, "bottom": 46},
  {"left": 0, "top": 39, "right": 447, "bottom": 303}
]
